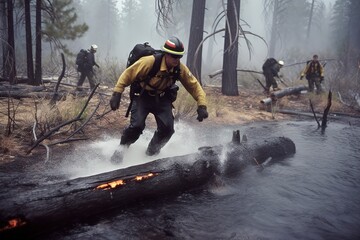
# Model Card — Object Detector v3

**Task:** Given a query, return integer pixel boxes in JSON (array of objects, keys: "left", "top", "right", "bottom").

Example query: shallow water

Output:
[{"left": 29, "top": 121, "right": 360, "bottom": 239}]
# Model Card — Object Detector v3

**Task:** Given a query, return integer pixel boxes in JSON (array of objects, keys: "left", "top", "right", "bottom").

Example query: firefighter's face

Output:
[{"left": 165, "top": 53, "right": 181, "bottom": 68}]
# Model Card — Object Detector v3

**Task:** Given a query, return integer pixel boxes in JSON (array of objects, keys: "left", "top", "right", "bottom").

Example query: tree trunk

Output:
[
  {"left": 186, "top": 0, "right": 206, "bottom": 84},
  {"left": 221, "top": 0, "right": 240, "bottom": 96},
  {"left": 25, "top": 0, "right": 35, "bottom": 84},
  {"left": 34, "top": 0, "right": 42, "bottom": 85},
  {"left": 306, "top": 0, "right": 315, "bottom": 41},
  {"left": 0, "top": 0, "right": 7, "bottom": 77},
  {"left": 0, "top": 137, "right": 295, "bottom": 238},
  {"left": 346, "top": 0, "right": 360, "bottom": 74},
  {"left": 269, "top": 0, "right": 279, "bottom": 57},
  {"left": 6, "top": 0, "right": 16, "bottom": 84}
]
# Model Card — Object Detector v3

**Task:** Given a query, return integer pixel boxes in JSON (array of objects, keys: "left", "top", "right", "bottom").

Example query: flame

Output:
[
  {"left": 95, "top": 172, "right": 159, "bottom": 190},
  {"left": 0, "top": 218, "right": 26, "bottom": 232}
]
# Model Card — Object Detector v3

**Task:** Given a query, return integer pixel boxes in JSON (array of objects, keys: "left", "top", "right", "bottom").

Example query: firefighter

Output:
[
  {"left": 262, "top": 58, "right": 284, "bottom": 93},
  {"left": 300, "top": 54, "right": 324, "bottom": 94},
  {"left": 76, "top": 44, "right": 100, "bottom": 91},
  {"left": 109, "top": 37, "right": 208, "bottom": 163}
]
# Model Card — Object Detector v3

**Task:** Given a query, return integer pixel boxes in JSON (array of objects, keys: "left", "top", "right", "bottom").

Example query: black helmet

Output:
[{"left": 162, "top": 37, "right": 185, "bottom": 56}]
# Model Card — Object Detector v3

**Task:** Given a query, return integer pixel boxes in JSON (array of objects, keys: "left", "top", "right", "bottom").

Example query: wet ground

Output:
[{"left": 1, "top": 120, "right": 360, "bottom": 239}]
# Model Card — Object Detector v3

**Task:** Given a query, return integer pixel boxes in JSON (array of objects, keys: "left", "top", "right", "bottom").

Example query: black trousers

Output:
[
  {"left": 307, "top": 76, "right": 323, "bottom": 94},
  {"left": 77, "top": 70, "right": 96, "bottom": 90},
  {"left": 263, "top": 68, "right": 278, "bottom": 91},
  {"left": 120, "top": 93, "right": 174, "bottom": 155}
]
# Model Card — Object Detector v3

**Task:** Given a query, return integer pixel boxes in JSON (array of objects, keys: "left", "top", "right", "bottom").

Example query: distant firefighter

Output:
[
  {"left": 75, "top": 44, "right": 100, "bottom": 91},
  {"left": 262, "top": 58, "right": 284, "bottom": 94},
  {"left": 300, "top": 54, "right": 324, "bottom": 94}
]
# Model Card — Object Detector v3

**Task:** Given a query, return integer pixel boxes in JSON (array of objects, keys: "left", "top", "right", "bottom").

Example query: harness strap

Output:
[{"left": 125, "top": 53, "right": 163, "bottom": 117}]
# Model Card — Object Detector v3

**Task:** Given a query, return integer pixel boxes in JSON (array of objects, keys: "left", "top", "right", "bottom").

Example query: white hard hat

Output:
[
  {"left": 278, "top": 60, "right": 284, "bottom": 66},
  {"left": 91, "top": 44, "right": 98, "bottom": 51}
]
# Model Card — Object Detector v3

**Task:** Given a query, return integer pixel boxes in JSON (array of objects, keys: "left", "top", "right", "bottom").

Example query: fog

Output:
[
  {"left": 71, "top": 0, "right": 334, "bottom": 71},
  {"left": 57, "top": 0, "right": 344, "bottom": 85}
]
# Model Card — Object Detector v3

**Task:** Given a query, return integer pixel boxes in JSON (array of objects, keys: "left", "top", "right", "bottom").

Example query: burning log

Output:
[
  {"left": 260, "top": 85, "right": 308, "bottom": 105},
  {"left": 0, "top": 136, "right": 295, "bottom": 238}
]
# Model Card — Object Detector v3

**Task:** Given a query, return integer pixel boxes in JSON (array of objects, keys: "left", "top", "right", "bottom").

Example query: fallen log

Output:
[
  {"left": 0, "top": 136, "right": 295, "bottom": 239},
  {"left": 260, "top": 85, "right": 308, "bottom": 105},
  {"left": 0, "top": 91, "right": 65, "bottom": 99}
]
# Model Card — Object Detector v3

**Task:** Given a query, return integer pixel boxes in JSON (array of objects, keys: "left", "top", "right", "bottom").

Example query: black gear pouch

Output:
[{"left": 165, "top": 84, "right": 179, "bottom": 102}]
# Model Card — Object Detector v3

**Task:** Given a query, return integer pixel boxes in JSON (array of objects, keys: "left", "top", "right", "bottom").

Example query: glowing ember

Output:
[
  {"left": 96, "top": 179, "right": 125, "bottom": 190},
  {"left": 134, "top": 173, "right": 155, "bottom": 181},
  {"left": 0, "top": 218, "right": 26, "bottom": 232},
  {"left": 95, "top": 172, "right": 159, "bottom": 190}
]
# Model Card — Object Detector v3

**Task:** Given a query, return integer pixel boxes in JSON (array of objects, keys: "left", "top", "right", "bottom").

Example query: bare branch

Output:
[
  {"left": 309, "top": 99, "right": 321, "bottom": 128},
  {"left": 321, "top": 91, "right": 332, "bottom": 129},
  {"left": 27, "top": 84, "right": 100, "bottom": 154}
]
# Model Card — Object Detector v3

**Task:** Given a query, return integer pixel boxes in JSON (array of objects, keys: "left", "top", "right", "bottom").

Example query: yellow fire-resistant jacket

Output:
[
  {"left": 113, "top": 55, "right": 207, "bottom": 106},
  {"left": 300, "top": 60, "right": 324, "bottom": 78}
]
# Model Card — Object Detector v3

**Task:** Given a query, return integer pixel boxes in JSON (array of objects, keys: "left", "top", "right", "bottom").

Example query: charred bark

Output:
[{"left": 0, "top": 137, "right": 295, "bottom": 239}]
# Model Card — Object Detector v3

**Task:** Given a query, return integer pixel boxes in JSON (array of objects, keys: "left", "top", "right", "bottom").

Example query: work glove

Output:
[
  {"left": 196, "top": 105, "right": 208, "bottom": 122},
  {"left": 300, "top": 76, "right": 304, "bottom": 80},
  {"left": 320, "top": 76, "right": 324, "bottom": 82},
  {"left": 110, "top": 92, "right": 122, "bottom": 111}
]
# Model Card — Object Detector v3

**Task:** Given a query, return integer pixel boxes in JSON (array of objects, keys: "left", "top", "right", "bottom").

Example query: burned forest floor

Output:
[{"left": 1, "top": 83, "right": 360, "bottom": 166}]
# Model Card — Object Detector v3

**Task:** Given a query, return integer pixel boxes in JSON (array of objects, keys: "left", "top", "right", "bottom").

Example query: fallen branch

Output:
[
  {"left": 32, "top": 122, "right": 50, "bottom": 162},
  {"left": 209, "top": 69, "right": 263, "bottom": 78},
  {"left": 256, "top": 78, "right": 266, "bottom": 91},
  {"left": 309, "top": 99, "right": 321, "bottom": 128},
  {"left": 64, "top": 99, "right": 101, "bottom": 141},
  {"left": 50, "top": 53, "right": 66, "bottom": 105},
  {"left": 260, "top": 85, "right": 308, "bottom": 105},
  {"left": 284, "top": 59, "right": 337, "bottom": 67},
  {"left": 321, "top": 91, "right": 332, "bottom": 129}
]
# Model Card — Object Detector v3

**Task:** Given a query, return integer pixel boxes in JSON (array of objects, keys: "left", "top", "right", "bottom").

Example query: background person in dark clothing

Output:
[
  {"left": 109, "top": 37, "right": 208, "bottom": 163},
  {"left": 76, "top": 44, "right": 100, "bottom": 91},
  {"left": 262, "top": 58, "right": 284, "bottom": 93},
  {"left": 300, "top": 54, "right": 324, "bottom": 94}
]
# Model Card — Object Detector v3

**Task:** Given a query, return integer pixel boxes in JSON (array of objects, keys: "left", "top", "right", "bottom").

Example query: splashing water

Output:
[{"left": 59, "top": 121, "right": 231, "bottom": 179}]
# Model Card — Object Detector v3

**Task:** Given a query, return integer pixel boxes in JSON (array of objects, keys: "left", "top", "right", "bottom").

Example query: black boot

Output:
[
  {"left": 145, "top": 130, "right": 173, "bottom": 156},
  {"left": 145, "top": 146, "right": 160, "bottom": 156},
  {"left": 110, "top": 146, "right": 126, "bottom": 164}
]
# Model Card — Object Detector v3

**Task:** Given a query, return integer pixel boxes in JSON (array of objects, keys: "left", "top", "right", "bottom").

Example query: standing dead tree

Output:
[{"left": 309, "top": 90, "right": 332, "bottom": 130}]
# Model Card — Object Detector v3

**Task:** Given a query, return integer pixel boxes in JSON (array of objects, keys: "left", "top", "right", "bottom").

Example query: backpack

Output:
[
  {"left": 262, "top": 58, "right": 278, "bottom": 69},
  {"left": 76, "top": 49, "right": 88, "bottom": 71},
  {"left": 124, "top": 42, "right": 181, "bottom": 117}
]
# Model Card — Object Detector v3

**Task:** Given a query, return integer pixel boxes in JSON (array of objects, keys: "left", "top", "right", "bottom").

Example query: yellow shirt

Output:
[
  {"left": 113, "top": 55, "right": 207, "bottom": 106},
  {"left": 301, "top": 60, "right": 324, "bottom": 77}
]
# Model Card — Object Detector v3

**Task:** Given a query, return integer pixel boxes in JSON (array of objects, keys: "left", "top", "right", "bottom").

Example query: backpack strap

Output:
[
  {"left": 138, "top": 52, "right": 163, "bottom": 95},
  {"left": 125, "top": 53, "right": 163, "bottom": 117}
]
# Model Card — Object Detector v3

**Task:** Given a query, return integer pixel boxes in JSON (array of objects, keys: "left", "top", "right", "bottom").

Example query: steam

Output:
[{"left": 59, "top": 121, "right": 231, "bottom": 179}]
